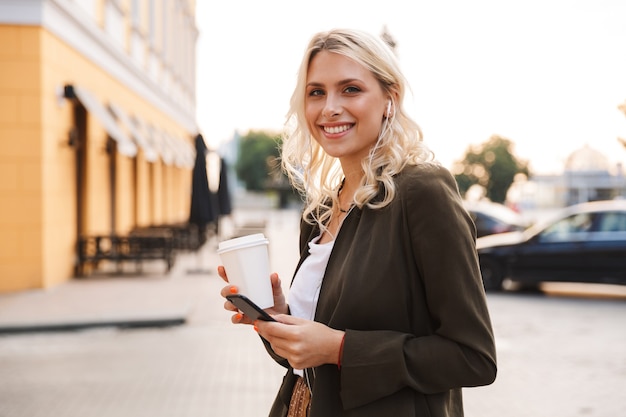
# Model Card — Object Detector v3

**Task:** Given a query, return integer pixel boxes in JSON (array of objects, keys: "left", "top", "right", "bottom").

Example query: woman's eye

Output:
[
  {"left": 344, "top": 86, "right": 361, "bottom": 94},
  {"left": 308, "top": 89, "right": 324, "bottom": 97}
]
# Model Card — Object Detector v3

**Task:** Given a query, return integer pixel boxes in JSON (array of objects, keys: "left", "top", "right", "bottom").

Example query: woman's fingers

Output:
[
  {"left": 255, "top": 317, "right": 343, "bottom": 369},
  {"left": 219, "top": 284, "right": 238, "bottom": 298},
  {"left": 270, "top": 273, "right": 281, "bottom": 291},
  {"left": 223, "top": 298, "right": 238, "bottom": 312},
  {"left": 217, "top": 265, "right": 228, "bottom": 282},
  {"left": 220, "top": 269, "right": 283, "bottom": 326},
  {"left": 230, "top": 309, "right": 255, "bottom": 325}
]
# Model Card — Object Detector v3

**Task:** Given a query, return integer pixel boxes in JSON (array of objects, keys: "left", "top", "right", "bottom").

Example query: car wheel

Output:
[{"left": 480, "top": 257, "right": 504, "bottom": 291}]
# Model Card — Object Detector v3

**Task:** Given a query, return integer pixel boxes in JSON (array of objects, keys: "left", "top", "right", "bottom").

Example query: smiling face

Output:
[{"left": 305, "top": 50, "right": 389, "bottom": 170}]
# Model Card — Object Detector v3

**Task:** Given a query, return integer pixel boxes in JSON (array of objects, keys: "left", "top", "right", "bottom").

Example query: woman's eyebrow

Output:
[
  {"left": 306, "top": 78, "right": 361, "bottom": 88},
  {"left": 306, "top": 81, "right": 324, "bottom": 88}
]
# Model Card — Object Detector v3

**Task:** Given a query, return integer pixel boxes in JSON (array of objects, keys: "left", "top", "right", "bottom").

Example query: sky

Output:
[{"left": 195, "top": 0, "right": 626, "bottom": 175}]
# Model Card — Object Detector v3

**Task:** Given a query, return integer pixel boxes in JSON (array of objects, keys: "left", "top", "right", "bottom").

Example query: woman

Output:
[{"left": 220, "top": 28, "right": 497, "bottom": 416}]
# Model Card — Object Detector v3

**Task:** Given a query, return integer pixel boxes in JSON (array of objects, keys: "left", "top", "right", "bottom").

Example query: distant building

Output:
[
  {"left": 563, "top": 145, "right": 624, "bottom": 205},
  {"left": 507, "top": 145, "right": 626, "bottom": 210},
  {"left": 0, "top": 1, "right": 199, "bottom": 292}
]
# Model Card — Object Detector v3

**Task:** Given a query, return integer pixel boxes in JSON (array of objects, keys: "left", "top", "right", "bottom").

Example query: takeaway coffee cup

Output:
[{"left": 217, "top": 233, "right": 273, "bottom": 309}]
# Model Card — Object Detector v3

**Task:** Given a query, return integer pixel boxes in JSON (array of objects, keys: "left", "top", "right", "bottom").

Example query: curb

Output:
[{"left": 0, "top": 316, "right": 187, "bottom": 335}]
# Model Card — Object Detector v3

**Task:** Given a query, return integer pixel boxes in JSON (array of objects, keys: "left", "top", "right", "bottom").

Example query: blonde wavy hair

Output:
[{"left": 281, "top": 28, "right": 434, "bottom": 230}]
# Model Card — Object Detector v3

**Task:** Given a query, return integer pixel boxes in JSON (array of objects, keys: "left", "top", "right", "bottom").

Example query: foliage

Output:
[
  {"left": 452, "top": 135, "right": 530, "bottom": 203},
  {"left": 235, "top": 130, "right": 282, "bottom": 191}
]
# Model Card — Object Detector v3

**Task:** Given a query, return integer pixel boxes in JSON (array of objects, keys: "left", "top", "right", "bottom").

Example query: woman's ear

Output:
[{"left": 385, "top": 91, "right": 400, "bottom": 119}]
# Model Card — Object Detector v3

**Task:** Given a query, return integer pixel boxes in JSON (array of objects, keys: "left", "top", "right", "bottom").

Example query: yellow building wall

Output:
[
  {"left": 152, "top": 162, "right": 164, "bottom": 223},
  {"left": 0, "top": 25, "right": 45, "bottom": 291},
  {"left": 116, "top": 152, "right": 136, "bottom": 233},
  {"left": 0, "top": 24, "right": 193, "bottom": 293},
  {"left": 39, "top": 27, "right": 78, "bottom": 291},
  {"left": 135, "top": 154, "right": 151, "bottom": 227}
]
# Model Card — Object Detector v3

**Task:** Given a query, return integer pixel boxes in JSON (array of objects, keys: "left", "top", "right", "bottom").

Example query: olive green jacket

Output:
[{"left": 267, "top": 164, "right": 497, "bottom": 417}]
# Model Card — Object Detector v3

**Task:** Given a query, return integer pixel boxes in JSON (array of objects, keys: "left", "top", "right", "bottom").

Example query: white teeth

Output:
[{"left": 324, "top": 125, "right": 351, "bottom": 134}]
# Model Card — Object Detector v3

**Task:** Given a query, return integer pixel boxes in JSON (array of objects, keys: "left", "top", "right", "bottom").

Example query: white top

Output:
[
  {"left": 289, "top": 234, "right": 334, "bottom": 376},
  {"left": 289, "top": 234, "right": 334, "bottom": 321}
]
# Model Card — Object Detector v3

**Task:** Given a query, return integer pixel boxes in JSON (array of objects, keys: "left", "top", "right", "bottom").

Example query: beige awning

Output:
[
  {"left": 147, "top": 124, "right": 176, "bottom": 166},
  {"left": 70, "top": 86, "right": 137, "bottom": 157},
  {"left": 162, "top": 130, "right": 195, "bottom": 169},
  {"left": 107, "top": 102, "right": 159, "bottom": 162},
  {"left": 129, "top": 116, "right": 175, "bottom": 165}
]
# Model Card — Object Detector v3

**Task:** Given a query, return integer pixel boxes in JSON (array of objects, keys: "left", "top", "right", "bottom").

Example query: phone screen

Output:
[{"left": 226, "top": 294, "right": 275, "bottom": 322}]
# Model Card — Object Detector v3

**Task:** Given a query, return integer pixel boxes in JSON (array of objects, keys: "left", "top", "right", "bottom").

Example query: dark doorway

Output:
[{"left": 72, "top": 103, "right": 88, "bottom": 276}]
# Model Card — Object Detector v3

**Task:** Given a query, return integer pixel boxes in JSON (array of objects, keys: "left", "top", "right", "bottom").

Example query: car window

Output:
[
  {"left": 538, "top": 213, "right": 595, "bottom": 242},
  {"left": 590, "top": 211, "right": 626, "bottom": 241},
  {"left": 596, "top": 211, "right": 626, "bottom": 232}
]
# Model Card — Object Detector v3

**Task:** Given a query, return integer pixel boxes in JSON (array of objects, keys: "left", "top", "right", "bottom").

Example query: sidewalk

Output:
[
  {"left": 0, "top": 208, "right": 302, "bottom": 335},
  {"left": 0, "top": 246, "right": 214, "bottom": 335},
  {"left": 1, "top": 208, "right": 625, "bottom": 417}
]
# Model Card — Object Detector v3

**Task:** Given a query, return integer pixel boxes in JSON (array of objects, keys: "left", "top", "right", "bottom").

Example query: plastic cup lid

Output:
[{"left": 217, "top": 233, "right": 268, "bottom": 253}]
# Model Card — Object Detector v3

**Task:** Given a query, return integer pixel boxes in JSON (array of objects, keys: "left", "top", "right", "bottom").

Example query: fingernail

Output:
[
  {"left": 253, "top": 320, "right": 259, "bottom": 332},
  {"left": 229, "top": 286, "right": 238, "bottom": 294},
  {"left": 235, "top": 313, "right": 243, "bottom": 321},
  {"left": 253, "top": 325, "right": 258, "bottom": 332}
]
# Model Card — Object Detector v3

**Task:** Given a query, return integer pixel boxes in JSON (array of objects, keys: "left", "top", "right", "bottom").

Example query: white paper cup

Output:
[{"left": 217, "top": 233, "right": 273, "bottom": 309}]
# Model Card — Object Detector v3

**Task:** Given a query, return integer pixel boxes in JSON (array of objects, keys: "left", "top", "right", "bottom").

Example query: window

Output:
[
  {"left": 74, "top": 0, "right": 98, "bottom": 20},
  {"left": 539, "top": 213, "right": 595, "bottom": 242},
  {"left": 105, "top": 0, "right": 126, "bottom": 48},
  {"left": 597, "top": 212, "right": 626, "bottom": 232}
]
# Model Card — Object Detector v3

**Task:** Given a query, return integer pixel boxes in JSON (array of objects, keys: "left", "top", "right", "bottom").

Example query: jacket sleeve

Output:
[{"left": 339, "top": 165, "right": 497, "bottom": 409}]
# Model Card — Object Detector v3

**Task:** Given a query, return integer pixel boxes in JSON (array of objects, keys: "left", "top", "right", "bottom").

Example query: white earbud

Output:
[{"left": 386, "top": 100, "right": 392, "bottom": 117}]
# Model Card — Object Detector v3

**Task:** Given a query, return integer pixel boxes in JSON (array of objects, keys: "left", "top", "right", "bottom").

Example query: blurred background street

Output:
[{"left": 1, "top": 207, "right": 625, "bottom": 417}]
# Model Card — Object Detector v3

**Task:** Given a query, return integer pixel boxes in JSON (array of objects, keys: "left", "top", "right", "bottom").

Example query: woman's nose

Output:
[{"left": 322, "top": 96, "right": 342, "bottom": 118}]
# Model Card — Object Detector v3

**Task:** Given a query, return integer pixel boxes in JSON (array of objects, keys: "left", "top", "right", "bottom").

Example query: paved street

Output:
[{"left": 0, "top": 208, "right": 625, "bottom": 417}]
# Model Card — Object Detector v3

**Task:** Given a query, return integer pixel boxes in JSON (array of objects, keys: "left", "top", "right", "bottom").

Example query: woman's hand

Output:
[
  {"left": 255, "top": 315, "right": 345, "bottom": 370},
  {"left": 218, "top": 265, "right": 288, "bottom": 325}
]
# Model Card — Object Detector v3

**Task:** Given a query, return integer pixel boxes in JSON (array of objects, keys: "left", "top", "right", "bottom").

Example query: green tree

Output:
[
  {"left": 452, "top": 135, "right": 529, "bottom": 203},
  {"left": 235, "top": 130, "right": 282, "bottom": 191}
]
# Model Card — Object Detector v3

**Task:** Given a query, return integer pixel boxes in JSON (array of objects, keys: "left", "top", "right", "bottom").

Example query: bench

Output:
[
  {"left": 77, "top": 233, "right": 175, "bottom": 276},
  {"left": 130, "top": 222, "right": 211, "bottom": 251}
]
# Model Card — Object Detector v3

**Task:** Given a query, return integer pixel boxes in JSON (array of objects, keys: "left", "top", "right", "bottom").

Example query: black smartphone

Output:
[{"left": 226, "top": 294, "right": 276, "bottom": 322}]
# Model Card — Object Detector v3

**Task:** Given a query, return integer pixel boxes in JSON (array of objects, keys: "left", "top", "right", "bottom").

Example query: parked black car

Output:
[
  {"left": 464, "top": 201, "right": 529, "bottom": 238},
  {"left": 477, "top": 200, "right": 626, "bottom": 291}
]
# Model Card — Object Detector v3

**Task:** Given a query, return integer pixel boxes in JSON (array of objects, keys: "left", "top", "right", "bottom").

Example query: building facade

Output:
[
  {"left": 507, "top": 145, "right": 626, "bottom": 211},
  {"left": 0, "top": 0, "right": 198, "bottom": 292}
]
